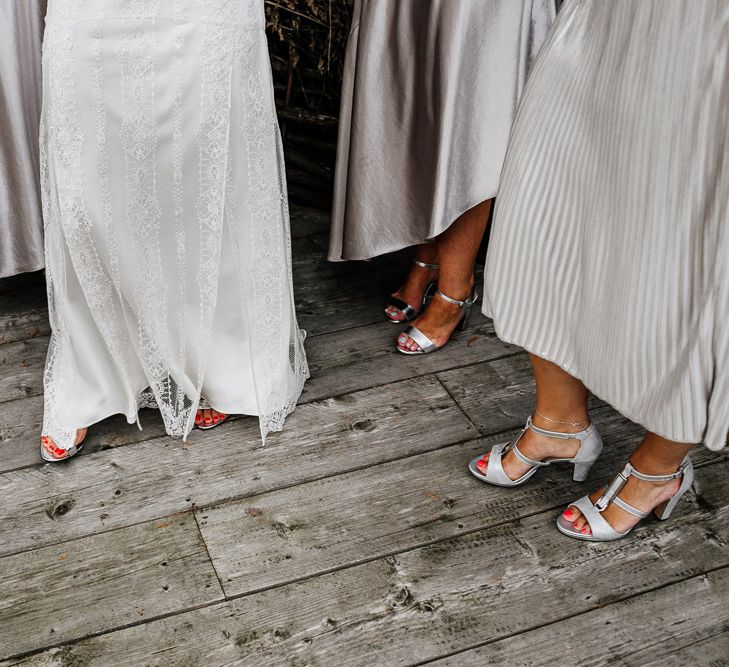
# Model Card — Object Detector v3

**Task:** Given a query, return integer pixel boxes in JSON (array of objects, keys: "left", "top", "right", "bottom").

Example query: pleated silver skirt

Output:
[
  {"left": 484, "top": 0, "right": 729, "bottom": 450},
  {"left": 0, "top": 0, "right": 47, "bottom": 278},
  {"left": 329, "top": 0, "right": 556, "bottom": 261}
]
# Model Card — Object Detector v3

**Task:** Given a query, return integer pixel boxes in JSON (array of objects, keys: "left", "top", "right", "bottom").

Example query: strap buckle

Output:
[{"left": 595, "top": 469, "right": 629, "bottom": 512}]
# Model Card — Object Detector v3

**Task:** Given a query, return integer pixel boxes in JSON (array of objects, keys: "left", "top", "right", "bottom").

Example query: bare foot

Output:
[
  {"left": 41, "top": 428, "right": 88, "bottom": 461},
  {"left": 397, "top": 286, "right": 473, "bottom": 353},
  {"left": 562, "top": 470, "right": 681, "bottom": 537},
  {"left": 195, "top": 408, "right": 227, "bottom": 428},
  {"left": 385, "top": 263, "right": 439, "bottom": 322}
]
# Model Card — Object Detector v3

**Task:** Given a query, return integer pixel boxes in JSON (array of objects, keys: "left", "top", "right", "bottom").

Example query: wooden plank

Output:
[
  {"left": 430, "top": 567, "right": 729, "bottom": 666},
  {"left": 0, "top": 396, "right": 44, "bottom": 472},
  {"left": 293, "top": 235, "right": 489, "bottom": 339},
  {"left": 0, "top": 399, "right": 168, "bottom": 474},
  {"left": 437, "top": 353, "right": 536, "bottom": 435},
  {"left": 0, "top": 338, "right": 46, "bottom": 404},
  {"left": 0, "top": 273, "right": 50, "bottom": 346},
  {"left": 643, "top": 633, "right": 729, "bottom": 667},
  {"left": 0, "top": 238, "right": 481, "bottom": 450},
  {"left": 0, "top": 512, "right": 223, "bottom": 660},
  {"left": 196, "top": 407, "right": 724, "bottom": 598},
  {"left": 0, "top": 376, "right": 476, "bottom": 557},
  {"left": 0, "top": 326, "right": 490, "bottom": 463},
  {"left": 9, "top": 459, "right": 729, "bottom": 666},
  {"left": 437, "top": 355, "right": 605, "bottom": 436},
  {"left": 0, "top": 225, "right": 491, "bottom": 474},
  {"left": 292, "top": 236, "right": 408, "bottom": 337},
  {"left": 0, "top": 314, "right": 501, "bottom": 475},
  {"left": 302, "top": 317, "right": 517, "bottom": 404},
  {"left": 298, "top": 235, "right": 487, "bottom": 341}
]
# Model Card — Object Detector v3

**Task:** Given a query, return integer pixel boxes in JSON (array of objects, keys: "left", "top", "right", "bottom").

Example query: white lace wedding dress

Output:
[{"left": 40, "top": 0, "right": 309, "bottom": 450}]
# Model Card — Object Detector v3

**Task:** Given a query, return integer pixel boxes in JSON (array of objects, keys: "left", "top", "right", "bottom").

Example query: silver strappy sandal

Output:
[
  {"left": 40, "top": 431, "right": 87, "bottom": 462},
  {"left": 195, "top": 399, "right": 229, "bottom": 431},
  {"left": 468, "top": 417, "right": 604, "bottom": 487},
  {"left": 385, "top": 259, "right": 439, "bottom": 324},
  {"left": 557, "top": 456, "right": 694, "bottom": 541},
  {"left": 397, "top": 288, "right": 477, "bottom": 355}
]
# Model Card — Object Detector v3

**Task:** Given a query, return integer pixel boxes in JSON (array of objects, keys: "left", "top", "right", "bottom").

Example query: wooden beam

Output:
[
  {"left": 0, "top": 375, "right": 476, "bottom": 557},
  {"left": 195, "top": 407, "right": 724, "bottom": 598},
  {"left": 6, "top": 459, "right": 727, "bottom": 666},
  {"left": 302, "top": 317, "right": 515, "bottom": 405},
  {"left": 0, "top": 513, "right": 223, "bottom": 659},
  {"left": 0, "top": 338, "right": 46, "bottom": 404},
  {"left": 437, "top": 355, "right": 606, "bottom": 436},
  {"left": 429, "top": 566, "right": 729, "bottom": 666}
]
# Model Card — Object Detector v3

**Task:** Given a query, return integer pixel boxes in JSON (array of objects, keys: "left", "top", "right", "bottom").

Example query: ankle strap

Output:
[
  {"left": 625, "top": 457, "right": 691, "bottom": 483},
  {"left": 436, "top": 289, "right": 476, "bottom": 308},
  {"left": 594, "top": 457, "right": 691, "bottom": 514},
  {"left": 413, "top": 259, "right": 439, "bottom": 271}
]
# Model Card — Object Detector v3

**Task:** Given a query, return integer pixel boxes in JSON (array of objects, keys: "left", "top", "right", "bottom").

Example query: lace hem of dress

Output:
[{"left": 133, "top": 328, "right": 310, "bottom": 444}]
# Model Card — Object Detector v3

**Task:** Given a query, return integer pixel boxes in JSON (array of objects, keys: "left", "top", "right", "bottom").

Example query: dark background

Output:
[
  {"left": 265, "top": 0, "right": 355, "bottom": 209},
  {"left": 265, "top": 0, "right": 564, "bottom": 210}
]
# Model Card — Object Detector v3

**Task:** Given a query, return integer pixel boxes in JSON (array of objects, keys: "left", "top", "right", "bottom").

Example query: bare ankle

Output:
[
  {"left": 436, "top": 276, "right": 475, "bottom": 302},
  {"left": 403, "top": 264, "right": 437, "bottom": 291},
  {"left": 532, "top": 408, "right": 590, "bottom": 434}
]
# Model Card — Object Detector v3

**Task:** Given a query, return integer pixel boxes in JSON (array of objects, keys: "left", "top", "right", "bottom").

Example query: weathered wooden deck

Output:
[{"left": 1, "top": 206, "right": 727, "bottom": 666}]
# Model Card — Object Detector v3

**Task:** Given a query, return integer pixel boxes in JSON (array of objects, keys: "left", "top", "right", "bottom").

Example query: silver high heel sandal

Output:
[
  {"left": 385, "top": 259, "right": 439, "bottom": 324},
  {"left": 195, "top": 399, "right": 229, "bottom": 431},
  {"left": 468, "top": 417, "right": 603, "bottom": 487},
  {"left": 556, "top": 456, "right": 694, "bottom": 542},
  {"left": 397, "top": 288, "right": 477, "bottom": 355}
]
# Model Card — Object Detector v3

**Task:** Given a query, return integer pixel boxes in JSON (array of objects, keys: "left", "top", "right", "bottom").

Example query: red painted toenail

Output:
[
  {"left": 581, "top": 527, "right": 589, "bottom": 534},
  {"left": 563, "top": 509, "right": 573, "bottom": 519}
]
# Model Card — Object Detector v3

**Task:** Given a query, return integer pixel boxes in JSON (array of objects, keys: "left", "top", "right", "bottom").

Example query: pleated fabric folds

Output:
[
  {"left": 40, "top": 0, "right": 308, "bottom": 448},
  {"left": 484, "top": 0, "right": 729, "bottom": 450}
]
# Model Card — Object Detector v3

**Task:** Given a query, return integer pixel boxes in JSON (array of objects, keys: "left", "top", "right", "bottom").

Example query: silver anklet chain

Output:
[{"left": 535, "top": 409, "right": 586, "bottom": 430}]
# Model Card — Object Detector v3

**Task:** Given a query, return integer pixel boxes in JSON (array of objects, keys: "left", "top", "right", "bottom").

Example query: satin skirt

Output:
[
  {"left": 0, "top": 0, "right": 47, "bottom": 278},
  {"left": 40, "top": 0, "right": 309, "bottom": 448},
  {"left": 484, "top": 0, "right": 729, "bottom": 450},
  {"left": 329, "top": 0, "right": 556, "bottom": 261}
]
